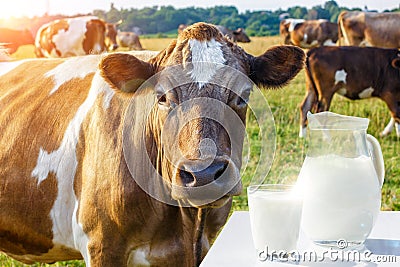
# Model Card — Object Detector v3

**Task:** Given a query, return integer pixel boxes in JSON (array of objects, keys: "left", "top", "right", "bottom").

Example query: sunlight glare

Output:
[{"left": 0, "top": 0, "right": 46, "bottom": 19}]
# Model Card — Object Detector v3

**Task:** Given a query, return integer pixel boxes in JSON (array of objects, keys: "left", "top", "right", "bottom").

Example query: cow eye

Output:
[{"left": 231, "top": 88, "right": 251, "bottom": 109}]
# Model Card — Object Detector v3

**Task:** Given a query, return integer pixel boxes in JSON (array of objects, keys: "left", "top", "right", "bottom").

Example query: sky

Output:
[{"left": 0, "top": 0, "right": 399, "bottom": 19}]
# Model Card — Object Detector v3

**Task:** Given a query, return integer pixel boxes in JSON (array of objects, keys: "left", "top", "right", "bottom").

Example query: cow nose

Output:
[
  {"left": 112, "top": 44, "right": 119, "bottom": 50},
  {"left": 177, "top": 160, "right": 228, "bottom": 188}
]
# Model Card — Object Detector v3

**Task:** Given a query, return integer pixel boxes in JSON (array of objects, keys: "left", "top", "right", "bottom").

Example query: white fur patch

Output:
[
  {"left": 358, "top": 87, "right": 374, "bottom": 99},
  {"left": 323, "top": 39, "right": 336, "bottom": 46},
  {"left": 188, "top": 38, "right": 225, "bottom": 88},
  {"left": 381, "top": 117, "right": 395, "bottom": 136},
  {"left": 51, "top": 17, "right": 99, "bottom": 57},
  {"left": 45, "top": 55, "right": 99, "bottom": 94},
  {"left": 72, "top": 201, "right": 91, "bottom": 267},
  {"left": 129, "top": 248, "right": 151, "bottom": 266},
  {"left": 31, "top": 71, "right": 115, "bottom": 249},
  {"left": 287, "top": 19, "right": 305, "bottom": 32},
  {"left": 334, "top": 69, "right": 347, "bottom": 84}
]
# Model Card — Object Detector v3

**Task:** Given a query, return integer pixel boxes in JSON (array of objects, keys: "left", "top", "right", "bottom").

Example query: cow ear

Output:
[
  {"left": 99, "top": 53, "right": 155, "bottom": 93},
  {"left": 249, "top": 45, "right": 305, "bottom": 88},
  {"left": 391, "top": 58, "right": 400, "bottom": 69}
]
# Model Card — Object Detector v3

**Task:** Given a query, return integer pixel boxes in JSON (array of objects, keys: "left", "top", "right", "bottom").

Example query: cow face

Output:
[
  {"left": 105, "top": 21, "right": 121, "bottom": 51},
  {"left": 100, "top": 23, "right": 305, "bottom": 208}
]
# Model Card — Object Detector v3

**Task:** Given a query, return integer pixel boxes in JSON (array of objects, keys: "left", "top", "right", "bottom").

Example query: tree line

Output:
[
  {"left": 93, "top": 1, "right": 399, "bottom": 36},
  {"left": 0, "top": 1, "right": 399, "bottom": 37}
]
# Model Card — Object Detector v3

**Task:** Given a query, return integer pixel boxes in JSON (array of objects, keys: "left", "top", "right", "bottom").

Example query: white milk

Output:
[
  {"left": 297, "top": 155, "right": 381, "bottom": 246},
  {"left": 248, "top": 188, "right": 303, "bottom": 252}
]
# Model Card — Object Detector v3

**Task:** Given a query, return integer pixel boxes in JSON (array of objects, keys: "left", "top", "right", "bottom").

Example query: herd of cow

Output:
[
  {"left": 0, "top": 16, "right": 143, "bottom": 57},
  {"left": 281, "top": 11, "right": 400, "bottom": 138},
  {"left": 0, "top": 10, "right": 399, "bottom": 267}
]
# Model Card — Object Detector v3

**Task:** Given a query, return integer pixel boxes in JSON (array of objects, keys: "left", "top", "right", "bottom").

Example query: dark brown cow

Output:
[
  {"left": 117, "top": 31, "right": 143, "bottom": 50},
  {"left": 35, "top": 16, "right": 120, "bottom": 58},
  {"left": 0, "top": 28, "right": 35, "bottom": 54},
  {"left": 299, "top": 46, "right": 400, "bottom": 138},
  {"left": 0, "top": 22, "right": 305, "bottom": 266},
  {"left": 280, "top": 19, "right": 338, "bottom": 48},
  {"left": 216, "top": 25, "right": 251, "bottom": 43},
  {"left": 338, "top": 11, "right": 400, "bottom": 48}
]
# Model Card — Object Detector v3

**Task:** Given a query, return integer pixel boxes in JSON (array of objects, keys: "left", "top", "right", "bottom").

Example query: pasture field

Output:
[{"left": 1, "top": 35, "right": 399, "bottom": 266}]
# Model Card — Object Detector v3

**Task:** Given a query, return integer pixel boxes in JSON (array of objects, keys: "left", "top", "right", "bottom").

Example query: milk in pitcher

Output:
[{"left": 298, "top": 154, "right": 381, "bottom": 246}]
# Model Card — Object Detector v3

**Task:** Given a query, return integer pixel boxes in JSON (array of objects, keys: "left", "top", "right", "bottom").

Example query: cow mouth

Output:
[{"left": 171, "top": 160, "right": 243, "bottom": 208}]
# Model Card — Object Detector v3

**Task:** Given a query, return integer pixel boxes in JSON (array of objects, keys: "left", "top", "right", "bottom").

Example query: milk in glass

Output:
[{"left": 248, "top": 185, "right": 303, "bottom": 253}]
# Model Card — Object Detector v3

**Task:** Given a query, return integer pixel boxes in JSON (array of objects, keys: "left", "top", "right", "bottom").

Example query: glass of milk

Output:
[{"left": 247, "top": 184, "right": 303, "bottom": 260}]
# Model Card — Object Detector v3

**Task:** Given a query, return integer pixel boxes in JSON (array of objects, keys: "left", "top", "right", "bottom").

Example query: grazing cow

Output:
[
  {"left": 216, "top": 25, "right": 251, "bottom": 43},
  {"left": 0, "top": 28, "right": 35, "bottom": 54},
  {"left": 117, "top": 31, "right": 143, "bottom": 50},
  {"left": 35, "top": 16, "right": 120, "bottom": 58},
  {"left": 0, "top": 22, "right": 305, "bottom": 266},
  {"left": 280, "top": 19, "right": 338, "bottom": 48},
  {"left": 299, "top": 46, "right": 400, "bottom": 138},
  {"left": 338, "top": 11, "right": 400, "bottom": 48}
]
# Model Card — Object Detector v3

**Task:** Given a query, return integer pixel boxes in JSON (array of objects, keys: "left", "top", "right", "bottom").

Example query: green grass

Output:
[{"left": 2, "top": 36, "right": 399, "bottom": 266}]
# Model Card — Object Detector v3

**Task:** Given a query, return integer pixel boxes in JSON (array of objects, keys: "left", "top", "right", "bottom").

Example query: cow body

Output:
[
  {"left": 338, "top": 11, "right": 400, "bottom": 48},
  {"left": 0, "top": 23, "right": 304, "bottom": 266},
  {"left": 300, "top": 46, "right": 400, "bottom": 138},
  {"left": 117, "top": 31, "right": 143, "bottom": 50},
  {"left": 35, "top": 16, "right": 120, "bottom": 58},
  {"left": 280, "top": 19, "right": 338, "bottom": 48},
  {"left": 0, "top": 28, "right": 35, "bottom": 54},
  {"left": 216, "top": 25, "right": 251, "bottom": 43}
]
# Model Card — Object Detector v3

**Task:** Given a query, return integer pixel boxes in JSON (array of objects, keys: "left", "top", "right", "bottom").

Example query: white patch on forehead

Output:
[
  {"left": 45, "top": 55, "right": 99, "bottom": 94},
  {"left": 31, "top": 71, "right": 114, "bottom": 248},
  {"left": 52, "top": 19, "right": 88, "bottom": 57},
  {"left": 188, "top": 38, "right": 225, "bottom": 88},
  {"left": 0, "top": 60, "right": 28, "bottom": 77},
  {"left": 334, "top": 69, "right": 347, "bottom": 84},
  {"left": 358, "top": 87, "right": 374, "bottom": 99}
]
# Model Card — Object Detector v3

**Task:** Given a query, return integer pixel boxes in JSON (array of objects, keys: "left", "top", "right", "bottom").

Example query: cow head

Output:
[
  {"left": 233, "top": 28, "right": 251, "bottom": 43},
  {"left": 105, "top": 20, "right": 121, "bottom": 51},
  {"left": 99, "top": 22, "right": 305, "bottom": 208}
]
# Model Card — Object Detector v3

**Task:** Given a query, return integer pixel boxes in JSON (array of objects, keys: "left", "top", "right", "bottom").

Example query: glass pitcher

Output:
[{"left": 297, "top": 111, "right": 385, "bottom": 249}]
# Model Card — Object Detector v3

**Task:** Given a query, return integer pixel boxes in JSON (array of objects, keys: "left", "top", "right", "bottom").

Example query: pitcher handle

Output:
[{"left": 366, "top": 134, "right": 385, "bottom": 188}]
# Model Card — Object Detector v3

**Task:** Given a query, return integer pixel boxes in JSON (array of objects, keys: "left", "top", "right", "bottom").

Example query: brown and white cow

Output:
[
  {"left": 0, "top": 28, "right": 35, "bottom": 54},
  {"left": 0, "top": 22, "right": 305, "bottom": 266},
  {"left": 117, "top": 31, "right": 143, "bottom": 50},
  {"left": 216, "top": 25, "right": 251, "bottom": 43},
  {"left": 338, "top": 11, "right": 400, "bottom": 48},
  {"left": 35, "top": 16, "right": 120, "bottom": 58},
  {"left": 280, "top": 19, "right": 338, "bottom": 48},
  {"left": 299, "top": 46, "right": 400, "bottom": 138}
]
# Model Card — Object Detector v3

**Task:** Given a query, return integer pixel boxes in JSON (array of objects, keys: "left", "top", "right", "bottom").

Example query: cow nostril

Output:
[
  {"left": 179, "top": 169, "right": 196, "bottom": 187},
  {"left": 177, "top": 161, "right": 229, "bottom": 187}
]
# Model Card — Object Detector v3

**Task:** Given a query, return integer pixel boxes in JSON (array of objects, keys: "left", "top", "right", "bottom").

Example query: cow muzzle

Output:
[{"left": 171, "top": 157, "right": 242, "bottom": 207}]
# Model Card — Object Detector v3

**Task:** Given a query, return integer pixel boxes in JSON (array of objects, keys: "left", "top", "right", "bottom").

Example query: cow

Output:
[
  {"left": 0, "top": 28, "right": 35, "bottom": 54},
  {"left": 280, "top": 19, "right": 338, "bottom": 48},
  {"left": 338, "top": 11, "right": 400, "bottom": 48},
  {"left": 299, "top": 46, "right": 400, "bottom": 138},
  {"left": 35, "top": 16, "right": 120, "bottom": 58},
  {"left": 0, "top": 22, "right": 305, "bottom": 266},
  {"left": 117, "top": 31, "right": 143, "bottom": 50},
  {"left": 216, "top": 25, "right": 251, "bottom": 43}
]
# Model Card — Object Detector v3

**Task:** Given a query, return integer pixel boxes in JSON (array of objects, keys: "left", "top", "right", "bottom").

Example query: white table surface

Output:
[{"left": 200, "top": 211, "right": 400, "bottom": 267}]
